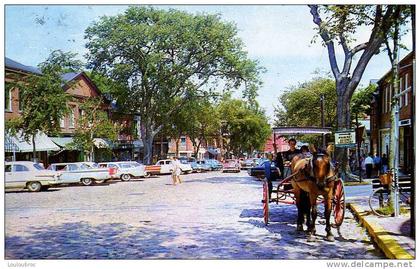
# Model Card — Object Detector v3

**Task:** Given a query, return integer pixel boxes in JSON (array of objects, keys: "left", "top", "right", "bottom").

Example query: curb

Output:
[{"left": 347, "top": 203, "right": 414, "bottom": 260}]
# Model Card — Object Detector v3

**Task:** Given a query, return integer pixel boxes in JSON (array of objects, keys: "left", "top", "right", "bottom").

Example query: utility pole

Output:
[{"left": 356, "top": 114, "right": 362, "bottom": 183}]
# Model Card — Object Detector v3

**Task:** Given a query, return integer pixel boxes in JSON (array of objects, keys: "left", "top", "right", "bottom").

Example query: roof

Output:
[
  {"left": 376, "top": 51, "right": 414, "bottom": 85},
  {"left": 61, "top": 72, "right": 81, "bottom": 83},
  {"left": 61, "top": 71, "right": 105, "bottom": 99},
  {"left": 5, "top": 57, "right": 42, "bottom": 75}
]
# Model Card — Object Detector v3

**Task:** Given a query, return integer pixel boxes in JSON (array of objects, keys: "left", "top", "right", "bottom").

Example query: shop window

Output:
[
  {"left": 5, "top": 87, "right": 12, "bottom": 111},
  {"left": 69, "top": 108, "right": 75, "bottom": 128}
]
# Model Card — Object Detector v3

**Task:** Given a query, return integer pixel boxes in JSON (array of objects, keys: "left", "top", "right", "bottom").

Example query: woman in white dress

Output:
[{"left": 171, "top": 157, "right": 182, "bottom": 185}]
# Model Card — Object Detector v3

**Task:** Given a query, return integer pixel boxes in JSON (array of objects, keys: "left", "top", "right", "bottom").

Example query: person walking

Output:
[
  {"left": 364, "top": 153, "right": 374, "bottom": 179},
  {"left": 373, "top": 153, "right": 381, "bottom": 177},
  {"left": 381, "top": 153, "right": 389, "bottom": 174},
  {"left": 171, "top": 156, "right": 182, "bottom": 185}
]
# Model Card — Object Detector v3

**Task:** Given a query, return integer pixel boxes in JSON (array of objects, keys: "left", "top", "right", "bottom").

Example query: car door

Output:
[
  {"left": 63, "top": 164, "right": 80, "bottom": 183},
  {"left": 5, "top": 164, "right": 21, "bottom": 188},
  {"left": 10, "top": 164, "right": 31, "bottom": 188}
]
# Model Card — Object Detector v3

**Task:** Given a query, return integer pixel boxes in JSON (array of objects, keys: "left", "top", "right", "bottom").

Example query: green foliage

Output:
[
  {"left": 84, "top": 6, "right": 264, "bottom": 160},
  {"left": 217, "top": 97, "right": 271, "bottom": 155},
  {"left": 5, "top": 50, "right": 80, "bottom": 143},
  {"left": 351, "top": 84, "right": 376, "bottom": 120},
  {"left": 274, "top": 77, "right": 337, "bottom": 128},
  {"left": 68, "top": 98, "right": 121, "bottom": 159}
]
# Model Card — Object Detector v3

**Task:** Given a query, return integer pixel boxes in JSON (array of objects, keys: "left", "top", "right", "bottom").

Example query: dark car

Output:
[{"left": 248, "top": 161, "right": 281, "bottom": 180}]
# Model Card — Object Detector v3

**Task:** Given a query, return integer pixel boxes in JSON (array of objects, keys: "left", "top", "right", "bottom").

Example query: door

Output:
[
  {"left": 9, "top": 164, "right": 31, "bottom": 188},
  {"left": 5, "top": 164, "right": 20, "bottom": 188}
]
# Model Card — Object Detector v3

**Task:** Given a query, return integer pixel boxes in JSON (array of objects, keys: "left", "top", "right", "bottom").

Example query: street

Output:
[{"left": 5, "top": 171, "right": 384, "bottom": 259}]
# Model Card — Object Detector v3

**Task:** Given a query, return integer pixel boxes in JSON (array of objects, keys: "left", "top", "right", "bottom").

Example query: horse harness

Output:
[{"left": 290, "top": 155, "right": 339, "bottom": 185}]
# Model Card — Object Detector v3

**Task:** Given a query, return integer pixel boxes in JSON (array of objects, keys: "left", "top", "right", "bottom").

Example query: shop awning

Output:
[
  {"left": 50, "top": 137, "right": 74, "bottom": 148},
  {"left": 93, "top": 138, "right": 113, "bottom": 149},
  {"left": 272, "top": 126, "right": 332, "bottom": 136},
  {"left": 5, "top": 131, "right": 60, "bottom": 153}
]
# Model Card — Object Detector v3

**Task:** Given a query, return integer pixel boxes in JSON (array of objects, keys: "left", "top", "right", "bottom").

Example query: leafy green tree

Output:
[
  {"left": 5, "top": 50, "right": 81, "bottom": 161},
  {"left": 68, "top": 98, "right": 121, "bottom": 161},
  {"left": 308, "top": 5, "right": 409, "bottom": 176},
  {"left": 218, "top": 98, "right": 271, "bottom": 156},
  {"left": 274, "top": 77, "right": 337, "bottom": 129},
  {"left": 351, "top": 84, "right": 377, "bottom": 123},
  {"left": 84, "top": 7, "right": 263, "bottom": 164},
  {"left": 163, "top": 96, "right": 221, "bottom": 157}
]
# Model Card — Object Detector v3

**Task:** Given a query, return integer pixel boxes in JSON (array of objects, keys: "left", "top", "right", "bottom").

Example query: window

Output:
[
  {"left": 399, "top": 78, "right": 403, "bottom": 106},
  {"left": 181, "top": 136, "right": 186, "bottom": 145},
  {"left": 5, "top": 165, "right": 12, "bottom": 172},
  {"left": 60, "top": 117, "right": 65, "bottom": 128},
  {"left": 384, "top": 85, "right": 388, "bottom": 113},
  {"left": 13, "top": 164, "right": 29, "bottom": 172},
  {"left": 69, "top": 108, "right": 75, "bottom": 128},
  {"left": 33, "top": 163, "right": 45, "bottom": 170},
  {"left": 18, "top": 90, "right": 23, "bottom": 111},
  {"left": 5, "top": 88, "right": 12, "bottom": 111}
]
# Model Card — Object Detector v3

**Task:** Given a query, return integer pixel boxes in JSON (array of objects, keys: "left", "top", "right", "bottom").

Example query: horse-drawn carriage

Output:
[{"left": 261, "top": 127, "right": 346, "bottom": 242}]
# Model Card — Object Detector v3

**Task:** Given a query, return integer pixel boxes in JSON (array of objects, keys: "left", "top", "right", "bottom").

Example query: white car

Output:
[
  {"left": 5, "top": 161, "right": 61, "bottom": 192},
  {"left": 156, "top": 159, "right": 193, "bottom": 174},
  {"left": 47, "top": 162, "right": 117, "bottom": 186},
  {"left": 98, "top": 161, "right": 149, "bottom": 181}
]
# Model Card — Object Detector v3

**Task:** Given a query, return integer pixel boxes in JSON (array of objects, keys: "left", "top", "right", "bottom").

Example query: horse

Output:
[{"left": 290, "top": 145, "right": 338, "bottom": 242}]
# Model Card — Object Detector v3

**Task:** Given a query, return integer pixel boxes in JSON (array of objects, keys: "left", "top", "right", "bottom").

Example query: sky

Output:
[{"left": 5, "top": 5, "right": 413, "bottom": 123}]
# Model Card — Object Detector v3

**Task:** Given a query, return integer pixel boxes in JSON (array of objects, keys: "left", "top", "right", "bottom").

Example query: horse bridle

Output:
[{"left": 291, "top": 155, "right": 339, "bottom": 186}]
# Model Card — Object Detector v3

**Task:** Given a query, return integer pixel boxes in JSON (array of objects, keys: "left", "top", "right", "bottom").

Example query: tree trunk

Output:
[
  {"left": 175, "top": 136, "right": 180, "bottom": 157},
  {"left": 32, "top": 134, "right": 37, "bottom": 162},
  {"left": 142, "top": 134, "right": 154, "bottom": 165},
  {"left": 335, "top": 79, "right": 353, "bottom": 179}
]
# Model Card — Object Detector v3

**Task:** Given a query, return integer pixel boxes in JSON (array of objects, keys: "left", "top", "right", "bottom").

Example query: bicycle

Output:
[{"left": 368, "top": 169, "right": 412, "bottom": 217}]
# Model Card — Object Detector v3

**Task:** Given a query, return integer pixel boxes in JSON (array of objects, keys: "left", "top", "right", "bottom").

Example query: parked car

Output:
[
  {"left": 47, "top": 162, "right": 117, "bottom": 186},
  {"left": 248, "top": 160, "right": 281, "bottom": 180},
  {"left": 5, "top": 161, "right": 62, "bottom": 192},
  {"left": 196, "top": 160, "right": 212, "bottom": 171},
  {"left": 156, "top": 159, "right": 193, "bottom": 174},
  {"left": 98, "top": 161, "right": 149, "bottom": 181},
  {"left": 241, "top": 158, "right": 257, "bottom": 170},
  {"left": 222, "top": 159, "right": 241, "bottom": 173},
  {"left": 186, "top": 160, "right": 209, "bottom": 173},
  {"left": 204, "top": 159, "right": 223, "bottom": 171}
]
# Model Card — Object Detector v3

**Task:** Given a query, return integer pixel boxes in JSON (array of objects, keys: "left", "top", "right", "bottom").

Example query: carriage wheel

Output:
[
  {"left": 333, "top": 179, "right": 345, "bottom": 227},
  {"left": 263, "top": 181, "right": 269, "bottom": 225}
]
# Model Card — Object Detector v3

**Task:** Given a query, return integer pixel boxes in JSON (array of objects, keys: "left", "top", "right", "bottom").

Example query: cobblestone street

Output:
[{"left": 5, "top": 171, "right": 384, "bottom": 259}]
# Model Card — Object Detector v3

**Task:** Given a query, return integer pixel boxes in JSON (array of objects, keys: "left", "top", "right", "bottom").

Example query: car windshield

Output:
[
  {"left": 33, "top": 163, "right": 45, "bottom": 170},
  {"left": 120, "top": 163, "right": 132, "bottom": 168},
  {"left": 180, "top": 159, "right": 188, "bottom": 164}
]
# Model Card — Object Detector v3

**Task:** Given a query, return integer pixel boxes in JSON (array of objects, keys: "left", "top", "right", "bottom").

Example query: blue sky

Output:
[{"left": 5, "top": 5, "right": 413, "bottom": 122}]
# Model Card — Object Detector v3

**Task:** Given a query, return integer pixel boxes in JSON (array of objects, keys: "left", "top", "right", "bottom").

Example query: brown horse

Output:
[{"left": 290, "top": 145, "right": 338, "bottom": 242}]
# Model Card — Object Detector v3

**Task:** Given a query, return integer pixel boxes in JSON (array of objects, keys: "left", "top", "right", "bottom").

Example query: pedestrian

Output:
[
  {"left": 381, "top": 153, "right": 389, "bottom": 174},
  {"left": 262, "top": 153, "right": 280, "bottom": 202},
  {"left": 274, "top": 152, "right": 284, "bottom": 179},
  {"left": 171, "top": 156, "right": 182, "bottom": 185},
  {"left": 373, "top": 153, "right": 381, "bottom": 177},
  {"left": 360, "top": 154, "right": 366, "bottom": 177},
  {"left": 364, "top": 153, "right": 374, "bottom": 179}
]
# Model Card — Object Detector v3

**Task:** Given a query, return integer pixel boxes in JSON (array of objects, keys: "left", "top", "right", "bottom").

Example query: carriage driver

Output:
[{"left": 283, "top": 138, "right": 301, "bottom": 162}]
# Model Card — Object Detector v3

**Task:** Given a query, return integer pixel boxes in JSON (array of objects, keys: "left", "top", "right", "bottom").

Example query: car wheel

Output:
[
  {"left": 121, "top": 174, "right": 131, "bottom": 181},
  {"left": 27, "top": 182, "right": 42, "bottom": 192},
  {"left": 81, "top": 178, "right": 93, "bottom": 186},
  {"left": 143, "top": 172, "right": 151, "bottom": 178}
]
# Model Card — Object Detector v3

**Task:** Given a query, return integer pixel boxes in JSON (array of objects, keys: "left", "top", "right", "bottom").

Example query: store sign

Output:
[
  {"left": 399, "top": 119, "right": 411, "bottom": 126},
  {"left": 335, "top": 130, "right": 356, "bottom": 148}
]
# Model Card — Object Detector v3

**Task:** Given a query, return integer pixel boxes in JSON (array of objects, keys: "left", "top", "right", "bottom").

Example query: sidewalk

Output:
[{"left": 347, "top": 196, "right": 415, "bottom": 259}]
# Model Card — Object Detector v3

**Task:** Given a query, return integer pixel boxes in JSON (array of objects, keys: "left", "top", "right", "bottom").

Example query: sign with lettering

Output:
[{"left": 334, "top": 130, "right": 356, "bottom": 148}]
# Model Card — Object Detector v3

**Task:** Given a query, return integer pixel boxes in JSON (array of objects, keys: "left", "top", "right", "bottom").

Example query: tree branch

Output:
[
  {"left": 350, "top": 42, "right": 369, "bottom": 54},
  {"left": 309, "top": 5, "right": 340, "bottom": 79}
]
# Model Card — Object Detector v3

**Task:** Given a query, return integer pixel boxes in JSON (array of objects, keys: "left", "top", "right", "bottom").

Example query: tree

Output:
[
  {"left": 163, "top": 96, "right": 221, "bottom": 157},
  {"left": 218, "top": 98, "right": 271, "bottom": 157},
  {"left": 5, "top": 50, "right": 81, "bottom": 162},
  {"left": 274, "top": 77, "right": 337, "bottom": 130},
  {"left": 350, "top": 83, "right": 377, "bottom": 122},
  {"left": 85, "top": 7, "right": 263, "bottom": 164},
  {"left": 68, "top": 98, "right": 121, "bottom": 161},
  {"left": 308, "top": 5, "right": 405, "bottom": 176}
]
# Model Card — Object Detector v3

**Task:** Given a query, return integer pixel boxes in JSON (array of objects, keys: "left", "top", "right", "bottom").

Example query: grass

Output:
[
  {"left": 344, "top": 181, "right": 371, "bottom": 186},
  {"left": 376, "top": 203, "right": 410, "bottom": 216}
]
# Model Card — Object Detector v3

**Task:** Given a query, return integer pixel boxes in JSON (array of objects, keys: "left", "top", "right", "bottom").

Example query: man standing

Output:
[
  {"left": 364, "top": 153, "right": 374, "bottom": 179},
  {"left": 274, "top": 152, "right": 284, "bottom": 179},
  {"left": 171, "top": 156, "right": 182, "bottom": 185},
  {"left": 373, "top": 153, "right": 381, "bottom": 177},
  {"left": 263, "top": 153, "right": 280, "bottom": 202}
]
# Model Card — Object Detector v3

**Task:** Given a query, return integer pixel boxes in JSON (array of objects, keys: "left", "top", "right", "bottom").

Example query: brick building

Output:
[{"left": 370, "top": 51, "right": 414, "bottom": 174}]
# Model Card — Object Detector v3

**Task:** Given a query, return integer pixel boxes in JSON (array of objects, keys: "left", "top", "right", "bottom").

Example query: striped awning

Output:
[
  {"left": 5, "top": 131, "right": 60, "bottom": 153},
  {"left": 272, "top": 127, "right": 332, "bottom": 136}
]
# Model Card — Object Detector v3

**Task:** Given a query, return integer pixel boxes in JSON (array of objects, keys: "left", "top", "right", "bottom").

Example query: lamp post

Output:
[{"left": 320, "top": 94, "right": 326, "bottom": 148}]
